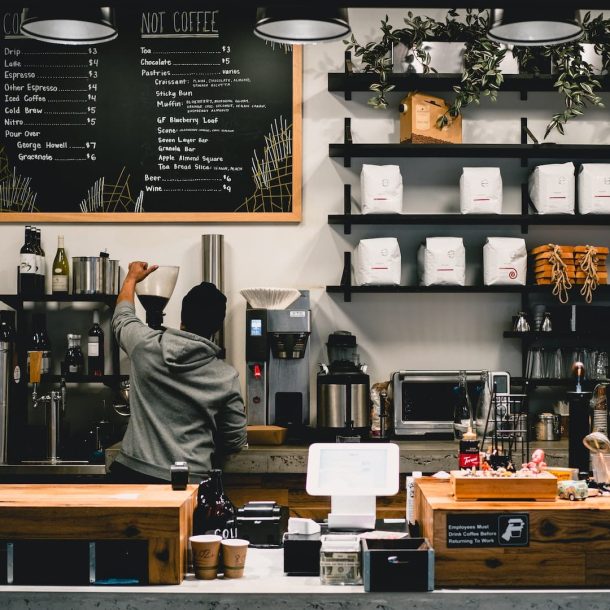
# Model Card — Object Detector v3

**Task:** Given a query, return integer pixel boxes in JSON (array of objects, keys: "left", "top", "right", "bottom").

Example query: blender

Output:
[
  {"left": 136, "top": 266, "right": 180, "bottom": 329},
  {"left": 316, "top": 331, "right": 370, "bottom": 441}
]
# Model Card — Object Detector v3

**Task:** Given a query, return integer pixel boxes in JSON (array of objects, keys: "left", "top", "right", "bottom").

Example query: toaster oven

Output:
[{"left": 391, "top": 370, "right": 511, "bottom": 438}]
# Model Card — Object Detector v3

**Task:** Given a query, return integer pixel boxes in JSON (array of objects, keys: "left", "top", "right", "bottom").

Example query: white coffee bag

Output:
[
  {"left": 460, "top": 167, "right": 503, "bottom": 214},
  {"left": 578, "top": 164, "right": 610, "bottom": 214},
  {"left": 417, "top": 237, "right": 465, "bottom": 286},
  {"left": 528, "top": 162, "right": 575, "bottom": 214},
  {"left": 354, "top": 238, "right": 401, "bottom": 286},
  {"left": 360, "top": 164, "right": 403, "bottom": 214},
  {"left": 483, "top": 237, "right": 527, "bottom": 286}
]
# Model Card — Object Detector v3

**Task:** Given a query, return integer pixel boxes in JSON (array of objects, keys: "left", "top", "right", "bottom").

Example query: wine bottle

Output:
[
  {"left": 52, "top": 235, "right": 69, "bottom": 295},
  {"left": 36, "top": 227, "right": 46, "bottom": 295},
  {"left": 87, "top": 310, "right": 104, "bottom": 376},
  {"left": 19, "top": 226, "right": 37, "bottom": 297}
]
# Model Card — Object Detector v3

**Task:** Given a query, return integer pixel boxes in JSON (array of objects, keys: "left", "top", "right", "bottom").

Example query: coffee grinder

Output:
[
  {"left": 317, "top": 331, "right": 370, "bottom": 441},
  {"left": 242, "top": 289, "right": 311, "bottom": 430},
  {"left": 136, "top": 266, "right": 180, "bottom": 329}
]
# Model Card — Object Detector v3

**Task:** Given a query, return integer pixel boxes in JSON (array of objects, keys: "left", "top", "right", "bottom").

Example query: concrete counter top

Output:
[{"left": 220, "top": 440, "right": 569, "bottom": 474}]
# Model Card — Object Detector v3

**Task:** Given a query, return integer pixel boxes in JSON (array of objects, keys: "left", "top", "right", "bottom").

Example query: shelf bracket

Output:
[
  {"left": 520, "top": 183, "right": 529, "bottom": 234},
  {"left": 520, "top": 88, "right": 528, "bottom": 102},
  {"left": 343, "top": 117, "right": 352, "bottom": 168},
  {"left": 343, "top": 183, "right": 352, "bottom": 235},
  {"left": 344, "top": 51, "right": 353, "bottom": 101},
  {"left": 340, "top": 251, "right": 352, "bottom": 302},
  {"left": 520, "top": 117, "right": 528, "bottom": 168}
]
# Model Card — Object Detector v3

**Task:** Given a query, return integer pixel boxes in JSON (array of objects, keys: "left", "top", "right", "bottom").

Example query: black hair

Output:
[{"left": 181, "top": 282, "right": 227, "bottom": 339}]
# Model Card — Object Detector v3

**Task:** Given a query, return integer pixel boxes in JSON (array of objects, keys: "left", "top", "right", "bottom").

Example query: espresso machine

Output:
[
  {"left": 244, "top": 290, "right": 311, "bottom": 428},
  {"left": 317, "top": 331, "right": 370, "bottom": 441}
]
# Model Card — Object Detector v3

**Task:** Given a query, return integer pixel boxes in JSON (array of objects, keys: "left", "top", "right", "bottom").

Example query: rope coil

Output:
[
  {"left": 578, "top": 245, "right": 599, "bottom": 304},
  {"left": 548, "top": 244, "right": 572, "bottom": 304}
]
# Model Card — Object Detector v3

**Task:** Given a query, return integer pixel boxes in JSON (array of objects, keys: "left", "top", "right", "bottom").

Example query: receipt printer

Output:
[{"left": 236, "top": 501, "right": 289, "bottom": 548}]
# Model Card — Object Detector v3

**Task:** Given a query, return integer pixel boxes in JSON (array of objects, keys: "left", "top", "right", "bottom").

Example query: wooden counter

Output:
[
  {"left": 0, "top": 484, "right": 197, "bottom": 585},
  {"left": 415, "top": 477, "right": 610, "bottom": 588}
]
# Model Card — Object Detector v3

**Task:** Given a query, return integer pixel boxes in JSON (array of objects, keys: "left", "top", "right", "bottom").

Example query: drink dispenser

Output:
[{"left": 242, "top": 289, "right": 311, "bottom": 429}]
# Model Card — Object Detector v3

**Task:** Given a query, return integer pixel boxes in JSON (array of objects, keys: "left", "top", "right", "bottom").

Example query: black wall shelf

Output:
[
  {"left": 329, "top": 72, "right": 610, "bottom": 101},
  {"left": 0, "top": 294, "right": 116, "bottom": 309},
  {"left": 504, "top": 331, "right": 610, "bottom": 340},
  {"left": 41, "top": 374, "right": 129, "bottom": 387},
  {"left": 330, "top": 142, "right": 610, "bottom": 167}
]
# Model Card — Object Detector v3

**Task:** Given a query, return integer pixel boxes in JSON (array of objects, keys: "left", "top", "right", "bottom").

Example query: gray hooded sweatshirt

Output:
[{"left": 112, "top": 301, "right": 247, "bottom": 481}]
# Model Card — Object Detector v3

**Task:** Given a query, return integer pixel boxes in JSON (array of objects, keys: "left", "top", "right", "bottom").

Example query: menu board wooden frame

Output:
[{"left": 0, "top": 45, "right": 302, "bottom": 224}]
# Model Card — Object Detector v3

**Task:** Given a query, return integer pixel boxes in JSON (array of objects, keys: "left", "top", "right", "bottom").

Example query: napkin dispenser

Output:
[{"left": 236, "top": 501, "right": 289, "bottom": 548}]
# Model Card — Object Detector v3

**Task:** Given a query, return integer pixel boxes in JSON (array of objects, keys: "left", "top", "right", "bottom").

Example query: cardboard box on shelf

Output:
[{"left": 399, "top": 92, "right": 462, "bottom": 144}]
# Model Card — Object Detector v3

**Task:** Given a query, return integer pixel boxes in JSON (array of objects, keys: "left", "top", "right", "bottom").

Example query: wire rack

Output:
[{"left": 481, "top": 393, "right": 529, "bottom": 469}]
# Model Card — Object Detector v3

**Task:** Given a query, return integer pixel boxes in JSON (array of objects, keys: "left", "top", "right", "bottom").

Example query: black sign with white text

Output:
[
  {"left": 446, "top": 513, "right": 529, "bottom": 548},
  {"left": 0, "top": 5, "right": 297, "bottom": 218}
]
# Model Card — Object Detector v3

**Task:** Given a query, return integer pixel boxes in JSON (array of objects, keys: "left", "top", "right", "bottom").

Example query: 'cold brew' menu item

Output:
[{"left": 0, "top": 6, "right": 301, "bottom": 220}]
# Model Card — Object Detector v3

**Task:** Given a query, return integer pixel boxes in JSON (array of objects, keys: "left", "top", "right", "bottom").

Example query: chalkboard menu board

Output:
[{"left": 0, "top": 6, "right": 302, "bottom": 221}]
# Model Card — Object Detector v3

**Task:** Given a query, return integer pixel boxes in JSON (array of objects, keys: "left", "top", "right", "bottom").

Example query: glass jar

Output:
[
  {"left": 65, "top": 334, "right": 84, "bottom": 375},
  {"left": 319, "top": 535, "right": 362, "bottom": 586}
]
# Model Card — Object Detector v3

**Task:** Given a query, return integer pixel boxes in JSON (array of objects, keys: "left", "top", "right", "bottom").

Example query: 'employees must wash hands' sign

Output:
[{"left": 446, "top": 513, "right": 529, "bottom": 548}]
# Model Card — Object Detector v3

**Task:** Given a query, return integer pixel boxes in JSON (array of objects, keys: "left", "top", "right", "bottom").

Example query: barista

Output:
[{"left": 109, "top": 261, "right": 247, "bottom": 483}]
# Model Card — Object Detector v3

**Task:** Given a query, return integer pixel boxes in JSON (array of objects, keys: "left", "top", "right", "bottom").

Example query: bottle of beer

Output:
[{"left": 192, "top": 470, "right": 236, "bottom": 539}]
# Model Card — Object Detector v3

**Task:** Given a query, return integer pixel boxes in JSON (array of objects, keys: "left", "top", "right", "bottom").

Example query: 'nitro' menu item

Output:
[{"left": 0, "top": 6, "right": 299, "bottom": 219}]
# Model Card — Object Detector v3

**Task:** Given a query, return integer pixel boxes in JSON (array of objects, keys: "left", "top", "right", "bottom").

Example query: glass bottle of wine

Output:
[
  {"left": 52, "top": 235, "right": 69, "bottom": 295},
  {"left": 19, "top": 226, "right": 37, "bottom": 297},
  {"left": 87, "top": 310, "right": 104, "bottom": 376}
]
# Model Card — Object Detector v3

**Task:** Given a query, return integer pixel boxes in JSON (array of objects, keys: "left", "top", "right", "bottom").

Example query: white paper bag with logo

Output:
[
  {"left": 354, "top": 238, "right": 401, "bottom": 286},
  {"left": 483, "top": 237, "right": 527, "bottom": 286},
  {"left": 578, "top": 164, "right": 610, "bottom": 214},
  {"left": 460, "top": 167, "right": 502, "bottom": 214},
  {"left": 360, "top": 164, "right": 403, "bottom": 214},
  {"left": 528, "top": 162, "right": 575, "bottom": 214},
  {"left": 417, "top": 237, "right": 465, "bottom": 286}
]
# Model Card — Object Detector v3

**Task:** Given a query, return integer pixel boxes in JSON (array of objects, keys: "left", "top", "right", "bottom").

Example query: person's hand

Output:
[{"left": 126, "top": 261, "right": 158, "bottom": 284}]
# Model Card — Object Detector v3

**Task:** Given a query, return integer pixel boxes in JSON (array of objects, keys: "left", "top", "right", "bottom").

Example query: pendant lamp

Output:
[
  {"left": 20, "top": 8, "right": 118, "bottom": 45},
  {"left": 254, "top": 7, "right": 350, "bottom": 44},
  {"left": 488, "top": 8, "right": 582, "bottom": 46}
]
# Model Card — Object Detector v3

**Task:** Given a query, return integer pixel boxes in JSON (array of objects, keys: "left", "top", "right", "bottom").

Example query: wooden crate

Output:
[
  {"left": 415, "top": 477, "right": 610, "bottom": 587},
  {"left": 0, "top": 484, "right": 197, "bottom": 585},
  {"left": 450, "top": 471, "right": 557, "bottom": 501}
]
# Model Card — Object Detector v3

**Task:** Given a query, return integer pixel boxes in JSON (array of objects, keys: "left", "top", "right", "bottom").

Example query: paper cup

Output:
[
  {"left": 221, "top": 539, "right": 249, "bottom": 578},
  {"left": 190, "top": 534, "right": 222, "bottom": 580}
]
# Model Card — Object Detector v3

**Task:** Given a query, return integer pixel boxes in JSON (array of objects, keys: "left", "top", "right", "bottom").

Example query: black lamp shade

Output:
[
  {"left": 254, "top": 7, "right": 350, "bottom": 44},
  {"left": 20, "top": 8, "right": 118, "bottom": 45},
  {"left": 488, "top": 8, "right": 583, "bottom": 46}
]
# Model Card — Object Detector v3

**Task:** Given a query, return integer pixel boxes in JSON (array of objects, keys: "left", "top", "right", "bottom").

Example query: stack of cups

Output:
[{"left": 190, "top": 535, "right": 250, "bottom": 579}]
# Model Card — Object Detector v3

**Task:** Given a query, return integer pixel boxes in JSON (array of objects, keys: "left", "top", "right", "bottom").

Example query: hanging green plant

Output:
[{"left": 437, "top": 9, "right": 506, "bottom": 129}]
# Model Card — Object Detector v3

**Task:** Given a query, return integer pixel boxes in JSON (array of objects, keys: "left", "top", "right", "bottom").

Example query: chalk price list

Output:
[
  {"left": 140, "top": 9, "right": 262, "bottom": 198},
  {"left": 3, "top": 12, "right": 99, "bottom": 163}
]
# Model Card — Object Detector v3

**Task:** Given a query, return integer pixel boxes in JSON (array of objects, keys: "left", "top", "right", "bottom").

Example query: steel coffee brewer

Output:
[
  {"left": 317, "top": 331, "right": 370, "bottom": 441},
  {"left": 242, "top": 289, "right": 311, "bottom": 430}
]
